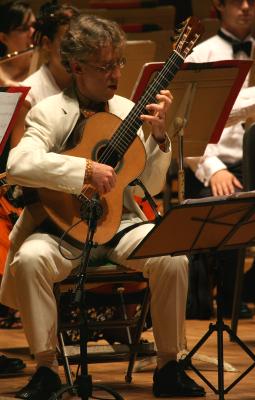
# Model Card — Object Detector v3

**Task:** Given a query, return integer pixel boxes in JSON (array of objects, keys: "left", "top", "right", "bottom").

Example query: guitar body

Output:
[{"left": 38, "top": 112, "right": 146, "bottom": 245}]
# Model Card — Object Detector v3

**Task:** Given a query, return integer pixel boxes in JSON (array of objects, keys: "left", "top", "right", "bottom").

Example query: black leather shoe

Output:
[
  {"left": 15, "top": 366, "right": 62, "bottom": 399},
  {"left": 153, "top": 360, "right": 205, "bottom": 397},
  {"left": 0, "top": 355, "right": 26, "bottom": 374}
]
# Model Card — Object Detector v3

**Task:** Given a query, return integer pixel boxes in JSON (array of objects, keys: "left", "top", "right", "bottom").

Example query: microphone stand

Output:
[
  {"left": 50, "top": 194, "right": 124, "bottom": 400},
  {"left": 173, "top": 116, "right": 187, "bottom": 204}
]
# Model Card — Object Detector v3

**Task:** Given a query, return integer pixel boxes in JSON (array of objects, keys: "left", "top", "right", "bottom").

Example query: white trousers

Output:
[{"left": 0, "top": 216, "right": 188, "bottom": 367}]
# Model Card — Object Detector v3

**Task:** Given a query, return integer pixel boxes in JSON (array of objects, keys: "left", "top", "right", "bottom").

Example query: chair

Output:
[
  {"left": 126, "top": 30, "right": 173, "bottom": 62},
  {"left": 199, "top": 18, "right": 220, "bottom": 43},
  {"left": 117, "top": 40, "right": 156, "bottom": 98},
  {"left": 55, "top": 262, "right": 154, "bottom": 386},
  {"left": 230, "top": 123, "right": 255, "bottom": 336},
  {"left": 191, "top": 0, "right": 213, "bottom": 18},
  {"left": 81, "top": 6, "right": 175, "bottom": 62},
  {"left": 79, "top": 5, "right": 175, "bottom": 30}
]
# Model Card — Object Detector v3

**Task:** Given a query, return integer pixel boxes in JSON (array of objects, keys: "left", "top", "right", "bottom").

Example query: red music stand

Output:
[
  {"left": 131, "top": 60, "right": 252, "bottom": 202},
  {"left": 0, "top": 86, "right": 30, "bottom": 157},
  {"left": 129, "top": 192, "right": 255, "bottom": 400}
]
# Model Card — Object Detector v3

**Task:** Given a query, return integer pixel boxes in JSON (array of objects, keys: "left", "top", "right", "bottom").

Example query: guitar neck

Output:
[{"left": 108, "top": 51, "right": 184, "bottom": 158}]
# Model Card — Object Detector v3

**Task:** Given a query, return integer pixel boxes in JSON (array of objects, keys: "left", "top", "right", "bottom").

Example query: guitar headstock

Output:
[{"left": 173, "top": 16, "right": 204, "bottom": 60}]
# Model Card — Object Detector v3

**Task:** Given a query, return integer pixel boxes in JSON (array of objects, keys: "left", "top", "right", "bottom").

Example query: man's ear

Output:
[{"left": 41, "top": 35, "right": 51, "bottom": 51}]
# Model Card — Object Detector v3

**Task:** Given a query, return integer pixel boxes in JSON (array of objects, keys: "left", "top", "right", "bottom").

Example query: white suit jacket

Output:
[{"left": 6, "top": 86, "right": 172, "bottom": 248}]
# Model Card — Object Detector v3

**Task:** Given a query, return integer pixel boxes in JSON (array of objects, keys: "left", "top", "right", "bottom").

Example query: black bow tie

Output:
[
  {"left": 232, "top": 41, "right": 252, "bottom": 56},
  {"left": 217, "top": 29, "right": 252, "bottom": 57}
]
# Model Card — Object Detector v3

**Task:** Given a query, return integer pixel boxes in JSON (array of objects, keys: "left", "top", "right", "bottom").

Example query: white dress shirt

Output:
[
  {"left": 21, "top": 64, "right": 61, "bottom": 107},
  {"left": 185, "top": 29, "right": 255, "bottom": 186}
]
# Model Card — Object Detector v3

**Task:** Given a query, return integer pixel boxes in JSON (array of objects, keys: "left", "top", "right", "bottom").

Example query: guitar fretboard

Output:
[{"left": 101, "top": 51, "right": 184, "bottom": 164}]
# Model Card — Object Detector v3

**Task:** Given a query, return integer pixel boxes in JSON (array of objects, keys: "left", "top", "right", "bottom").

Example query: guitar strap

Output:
[
  {"left": 38, "top": 216, "right": 152, "bottom": 251},
  {"left": 105, "top": 220, "right": 153, "bottom": 248}
]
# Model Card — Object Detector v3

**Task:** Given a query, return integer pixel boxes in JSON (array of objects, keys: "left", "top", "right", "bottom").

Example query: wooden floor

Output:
[{"left": 1, "top": 316, "right": 255, "bottom": 399}]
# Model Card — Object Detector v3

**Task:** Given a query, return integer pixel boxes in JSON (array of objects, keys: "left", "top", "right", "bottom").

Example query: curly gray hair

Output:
[{"left": 60, "top": 13, "right": 126, "bottom": 72}]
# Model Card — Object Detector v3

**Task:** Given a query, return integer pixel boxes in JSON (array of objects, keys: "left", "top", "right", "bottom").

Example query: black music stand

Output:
[{"left": 129, "top": 192, "right": 255, "bottom": 400}]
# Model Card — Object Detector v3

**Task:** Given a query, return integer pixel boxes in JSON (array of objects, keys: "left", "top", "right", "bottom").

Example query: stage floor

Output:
[{"left": 0, "top": 316, "right": 255, "bottom": 399}]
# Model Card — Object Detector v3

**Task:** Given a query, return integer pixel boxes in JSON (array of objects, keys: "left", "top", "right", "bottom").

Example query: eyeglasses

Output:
[{"left": 85, "top": 57, "right": 126, "bottom": 73}]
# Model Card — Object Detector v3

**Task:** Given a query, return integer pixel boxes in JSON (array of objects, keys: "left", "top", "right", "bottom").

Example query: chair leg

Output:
[
  {"left": 56, "top": 271, "right": 152, "bottom": 385},
  {"left": 125, "top": 287, "right": 151, "bottom": 383},
  {"left": 117, "top": 287, "right": 132, "bottom": 344},
  {"left": 58, "top": 331, "right": 74, "bottom": 386}
]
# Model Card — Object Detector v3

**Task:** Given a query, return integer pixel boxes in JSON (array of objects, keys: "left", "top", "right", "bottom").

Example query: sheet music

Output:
[
  {"left": 0, "top": 91, "right": 21, "bottom": 144},
  {"left": 183, "top": 190, "right": 255, "bottom": 205}
]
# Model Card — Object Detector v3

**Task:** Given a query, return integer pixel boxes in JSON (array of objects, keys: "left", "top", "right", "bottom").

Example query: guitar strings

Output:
[
  {"left": 104, "top": 27, "right": 201, "bottom": 161},
  {"left": 0, "top": 177, "right": 7, "bottom": 187}
]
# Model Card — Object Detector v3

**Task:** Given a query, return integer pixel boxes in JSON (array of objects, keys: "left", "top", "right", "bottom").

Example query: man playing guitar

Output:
[{"left": 0, "top": 13, "right": 205, "bottom": 399}]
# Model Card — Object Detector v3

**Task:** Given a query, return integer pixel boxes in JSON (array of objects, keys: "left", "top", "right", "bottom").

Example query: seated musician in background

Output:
[
  {"left": 21, "top": 1, "right": 79, "bottom": 107},
  {"left": 184, "top": 0, "right": 255, "bottom": 319},
  {"left": 11, "top": 1, "right": 79, "bottom": 147},
  {"left": 0, "top": 0, "right": 35, "bottom": 86},
  {"left": 0, "top": 14, "right": 205, "bottom": 399}
]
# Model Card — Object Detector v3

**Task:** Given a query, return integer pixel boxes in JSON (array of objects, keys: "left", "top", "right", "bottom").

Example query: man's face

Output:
[
  {"left": 74, "top": 45, "right": 125, "bottom": 103},
  {"left": 216, "top": 0, "right": 255, "bottom": 38}
]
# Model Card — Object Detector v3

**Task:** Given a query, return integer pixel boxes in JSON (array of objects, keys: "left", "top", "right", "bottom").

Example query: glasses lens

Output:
[
  {"left": 83, "top": 57, "right": 126, "bottom": 73},
  {"left": 104, "top": 57, "right": 126, "bottom": 72}
]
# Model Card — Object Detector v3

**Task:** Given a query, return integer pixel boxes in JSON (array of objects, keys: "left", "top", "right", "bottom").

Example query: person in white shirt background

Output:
[
  {"left": 10, "top": 1, "right": 79, "bottom": 149},
  {"left": 184, "top": 0, "right": 255, "bottom": 319}
]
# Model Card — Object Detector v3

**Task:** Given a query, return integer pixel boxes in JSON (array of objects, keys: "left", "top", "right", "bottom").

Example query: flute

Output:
[{"left": 0, "top": 44, "right": 34, "bottom": 64}]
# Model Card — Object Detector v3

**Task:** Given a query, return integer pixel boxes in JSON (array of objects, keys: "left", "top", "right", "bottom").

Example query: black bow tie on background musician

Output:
[{"left": 217, "top": 29, "right": 252, "bottom": 57}]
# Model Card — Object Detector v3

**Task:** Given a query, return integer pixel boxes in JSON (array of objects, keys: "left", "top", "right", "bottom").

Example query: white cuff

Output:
[{"left": 195, "top": 156, "right": 227, "bottom": 187}]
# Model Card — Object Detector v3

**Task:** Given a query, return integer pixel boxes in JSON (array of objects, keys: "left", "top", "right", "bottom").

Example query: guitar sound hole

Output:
[{"left": 93, "top": 140, "right": 122, "bottom": 171}]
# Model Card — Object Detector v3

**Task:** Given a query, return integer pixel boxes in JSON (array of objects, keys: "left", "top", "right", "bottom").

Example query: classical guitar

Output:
[{"left": 38, "top": 16, "right": 204, "bottom": 245}]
